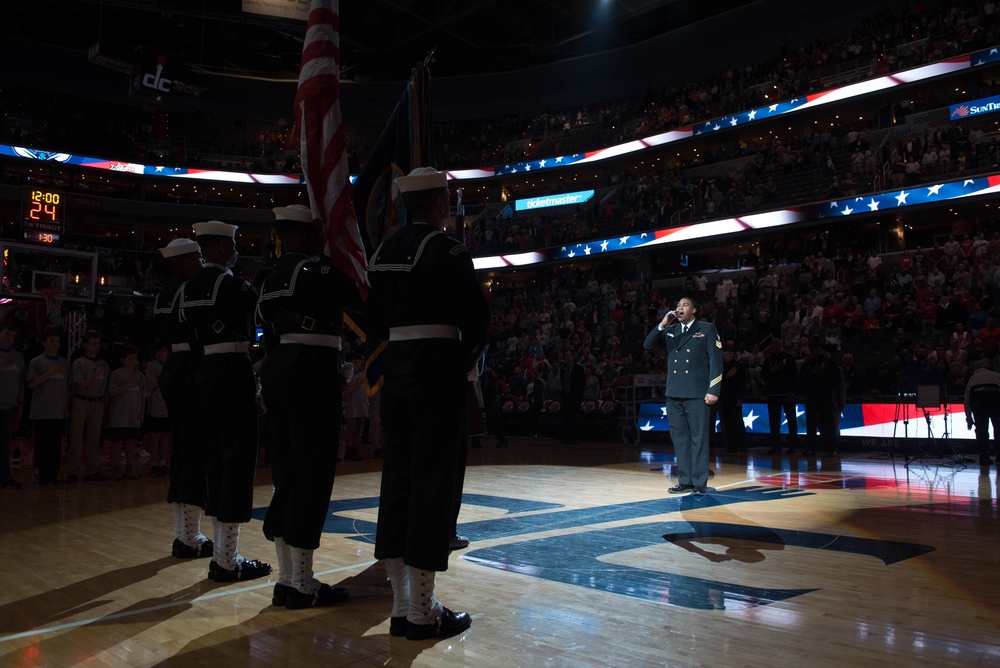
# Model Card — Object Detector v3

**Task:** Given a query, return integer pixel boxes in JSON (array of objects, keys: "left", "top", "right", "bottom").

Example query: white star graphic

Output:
[
  {"left": 854, "top": 197, "right": 864, "bottom": 202},
  {"left": 992, "top": 48, "right": 998, "bottom": 55},
  {"left": 748, "top": 109, "right": 757, "bottom": 121},
  {"left": 584, "top": 246, "right": 592, "bottom": 255},
  {"left": 525, "top": 165, "right": 531, "bottom": 171},
  {"left": 640, "top": 421, "right": 654, "bottom": 432},
  {"left": 927, "top": 184, "right": 943, "bottom": 195},
  {"left": 600, "top": 240, "right": 609, "bottom": 251},
  {"left": 705, "top": 121, "right": 713, "bottom": 127},
  {"left": 555, "top": 156, "right": 563, "bottom": 163},
  {"left": 742, "top": 409, "right": 759, "bottom": 430},
  {"left": 560, "top": 247, "right": 567, "bottom": 252},
  {"left": 155, "top": 166, "right": 164, "bottom": 172},
  {"left": 867, "top": 199, "right": 879, "bottom": 212},
  {"left": 567, "top": 250, "right": 576, "bottom": 258},
  {"left": 713, "top": 124, "right": 721, "bottom": 131},
  {"left": 842, "top": 206, "right": 854, "bottom": 215},
  {"left": 619, "top": 236, "right": 629, "bottom": 245},
  {"left": 510, "top": 167, "right": 517, "bottom": 173},
  {"left": 791, "top": 98, "right": 799, "bottom": 104},
  {"left": 640, "top": 233, "right": 648, "bottom": 238},
  {"left": 830, "top": 202, "right": 839, "bottom": 209},
  {"left": 964, "top": 179, "right": 975, "bottom": 186},
  {"left": 661, "top": 407, "right": 668, "bottom": 416},
  {"left": 895, "top": 190, "right": 909, "bottom": 205},
  {"left": 976, "top": 59, "right": 985, "bottom": 66},
  {"left": 538, "top": 160, "right": 546, "bottom": 168},
  {"left": 769, "top": 104, "right": 778, "bottom": 112},
  {"left": 730, "top": 117, "right": 738, "bottom": 126},
  {"left": 780, "top": 408, "right": 805, "bottom": 428}
]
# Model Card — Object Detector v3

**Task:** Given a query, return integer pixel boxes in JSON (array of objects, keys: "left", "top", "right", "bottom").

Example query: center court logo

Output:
[{"left": 254, "top": 487, "right": 935, "bottom": 610}]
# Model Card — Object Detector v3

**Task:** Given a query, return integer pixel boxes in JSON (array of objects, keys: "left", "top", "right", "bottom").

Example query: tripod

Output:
[
  {"left": 906, "top": 384, "right": 968, "bottom": 468},
  {"left": 888, "top": 362, "right": 913, "bottom": 460}
]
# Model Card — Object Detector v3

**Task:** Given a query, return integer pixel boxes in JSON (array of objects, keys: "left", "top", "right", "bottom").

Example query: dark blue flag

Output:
[{"left": 352, "top": 63, "right": 431, "bottom": 395}]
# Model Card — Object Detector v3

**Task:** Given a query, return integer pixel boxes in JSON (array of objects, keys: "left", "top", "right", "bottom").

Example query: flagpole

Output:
[{"left": 455, "top": 186, "right": 465, "bottom": 244}]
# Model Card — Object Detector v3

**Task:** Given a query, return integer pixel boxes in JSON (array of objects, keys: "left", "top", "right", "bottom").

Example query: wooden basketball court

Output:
[{"left": 1, "top": 439, "right": 998, "bottom": 667}]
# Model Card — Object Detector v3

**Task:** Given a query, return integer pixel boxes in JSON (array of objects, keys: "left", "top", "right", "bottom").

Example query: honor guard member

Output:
[
  {"left": 155, "top": 238, "right": 213, "bottom": 561},
  {"left": 643, "top": 297, "right": 722, "bottom": 496},
  {"left": 181, "top": 221, "right": 271, "bottom": 582},
  {"left": 368, "top": 167, "right": 489, "bottom": 640},
  {"left": 965, "top": 367, "right": 1000, "bottom": 467},
  {"left": 256, "top": 205, "right": 361, "bottom": 609}
]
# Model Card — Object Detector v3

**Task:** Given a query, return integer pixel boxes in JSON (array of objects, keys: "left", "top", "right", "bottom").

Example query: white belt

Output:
[
  {"left": 389, "top": 324, "right": 462, "bottom": 342},
  {"left": 280, "top": 333, "right": 342, "bottom": 348},
  {"left": 171, "top": 343, "right": 191, "bottom": 353},
  {"left": 203, "top": 342, "right": 251, "bottom": 355}
]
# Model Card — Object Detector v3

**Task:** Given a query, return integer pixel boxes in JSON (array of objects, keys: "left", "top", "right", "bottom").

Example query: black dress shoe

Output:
[
  {"left": 64, "top": 474, "right": 79, "bottom": 484},
  {"left": 172, "top": 538, "right": 214, "bottom": 559},
  {"left": 692, "top": 486, "right": 707, "bottom": 496},
  {"left": 449, "top": 534, "right": 470, "bottom": 550},
  {"left": 0, "top": 478, "right": 21, "bottom": 489},
  {"left": 285, "top": 583, "right": 349, "bottom": 609},
  {"left": 208, "top": 561, "right": 219, "bottom": 579},
  {"left": 405, "top": 608, "right": 471, "bottom": 641},
  {"left": 84, "top": 473, "right": 105, "bottom": 482},
  {"left": 668, "top": 484, "right": 693, "bottom": 494},
  {"left": 212, "top": 558, "right": 272, "bottom": 583},
  {"left": 272, "top": 583, "right": 290, "bottom": 606},
  {"left": 389, "top": 616, "right": 407, "bottom": 637}
]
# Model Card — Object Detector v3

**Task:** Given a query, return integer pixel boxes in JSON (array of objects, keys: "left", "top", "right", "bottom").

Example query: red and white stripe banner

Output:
[{"left": 295, "top": 0, "right": 369, "bottom": 292}]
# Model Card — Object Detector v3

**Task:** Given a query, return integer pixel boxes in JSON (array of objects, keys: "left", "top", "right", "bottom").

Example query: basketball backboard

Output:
[{"left": 0, "top": 241, "right": 98, "bottom": 303}]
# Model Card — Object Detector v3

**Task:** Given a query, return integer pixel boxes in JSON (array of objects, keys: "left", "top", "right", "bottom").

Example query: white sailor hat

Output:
[
  {"left": 192, "top": 220, "right": 238, "bottom": 238},
  {"left": 273, "top": 205, "right": 315, "bottom": 224},
  {"left": 395, "top": 167, "right": 447, "bottom": 193},
  {"left": 159, "top": 238, "right": 200, "bottom": 258}
]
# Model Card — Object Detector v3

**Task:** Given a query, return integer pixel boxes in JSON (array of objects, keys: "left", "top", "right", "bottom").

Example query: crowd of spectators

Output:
[{"left": 468, "top": 104, "right": 1000, "bottom": 257}]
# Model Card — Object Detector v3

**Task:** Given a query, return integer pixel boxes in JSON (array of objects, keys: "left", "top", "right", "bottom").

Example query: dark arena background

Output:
[{"left": 1, "top": 1, "right": 999, "bottom": 666}]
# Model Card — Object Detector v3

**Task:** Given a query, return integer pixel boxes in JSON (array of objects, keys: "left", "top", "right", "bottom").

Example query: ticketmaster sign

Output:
[
  {"left": 514, "top": 190, "right": 595, "bottom": 212},
  {"left": 950, "top": 94, "right": 1000, "bottom": 120}
]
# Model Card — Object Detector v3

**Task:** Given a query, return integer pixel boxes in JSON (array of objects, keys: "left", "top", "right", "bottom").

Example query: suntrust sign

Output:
[
  {"left": 514, "top": 189, "right": 595, "bottom": 212},
  {"left": 950, "top": 94, "right": 1000, "bottom": 120}
]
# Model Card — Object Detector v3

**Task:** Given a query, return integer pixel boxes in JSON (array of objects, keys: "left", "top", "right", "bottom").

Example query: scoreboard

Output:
[{"left": 21, "top": 187, "right": 64, "bottom": 244}]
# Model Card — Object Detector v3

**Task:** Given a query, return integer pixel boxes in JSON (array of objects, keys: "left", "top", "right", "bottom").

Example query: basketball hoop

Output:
[{"left": 40, "top": 288, "right": 67, "bottom": 321}]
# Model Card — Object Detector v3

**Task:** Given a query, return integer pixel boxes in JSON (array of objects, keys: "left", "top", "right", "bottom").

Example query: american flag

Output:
[{"left": 295, "top": 0, "right": 368, "bottom": 292}]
